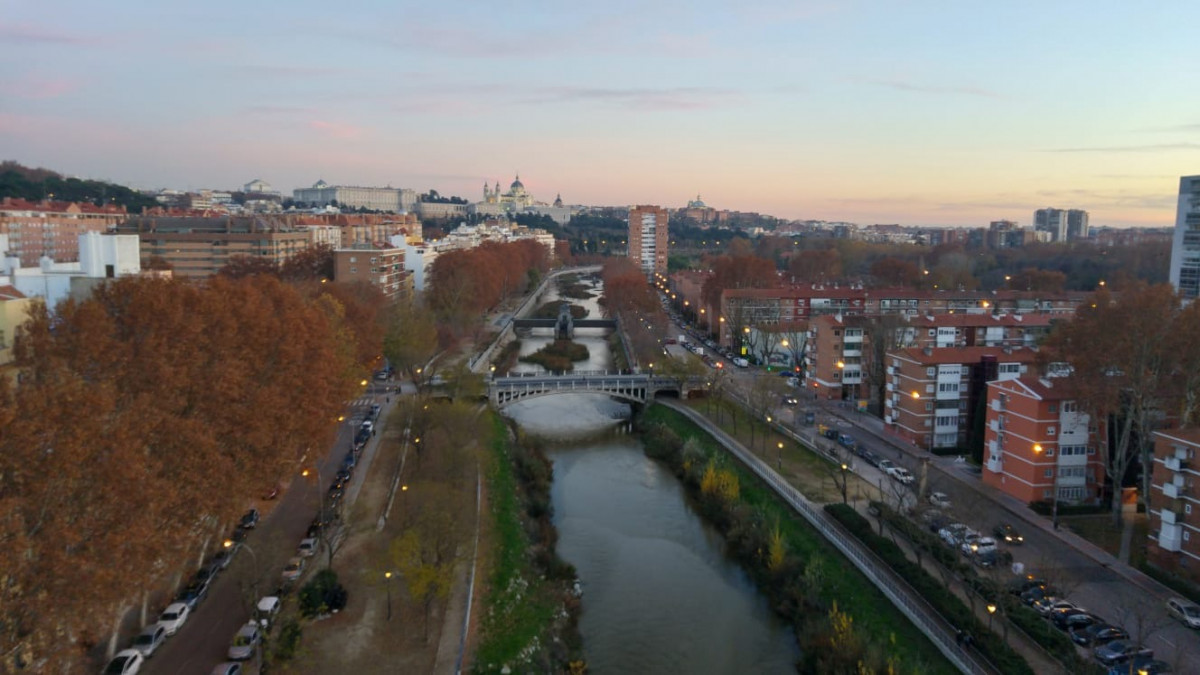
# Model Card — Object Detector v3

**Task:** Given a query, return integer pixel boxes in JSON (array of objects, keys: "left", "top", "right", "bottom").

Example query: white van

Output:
[{"left": 732, "top": 357, "right": 749, "bottom": 368}]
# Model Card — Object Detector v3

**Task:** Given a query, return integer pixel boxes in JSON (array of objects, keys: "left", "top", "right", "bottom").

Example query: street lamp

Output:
[
  {"left": 777, "top": 441, "right": 784, "bottom": 470},
  {"left": 224, "top": 539, "right": 260, "bottom": 601},
  {"left": 839, "top": 463, "right": 849, "bottom": 504},
  {"left": 986, "top": 603, "right": 997, "bottom": 630},
  {"left": 384, "top": 571, "right": 394, "bottom": 621},
  {"left": 911, "top": 391, "right": 920, "bottom": 399}
]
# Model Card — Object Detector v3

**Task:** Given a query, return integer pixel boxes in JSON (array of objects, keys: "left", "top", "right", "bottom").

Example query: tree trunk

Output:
[{"left": 107, "top": 604, "right": 127, "bottom": 659}]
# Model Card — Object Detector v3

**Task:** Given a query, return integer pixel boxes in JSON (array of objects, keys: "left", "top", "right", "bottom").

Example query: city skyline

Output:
[{"left": 2, "top": 1, "right": 1198, "bottom": 227}]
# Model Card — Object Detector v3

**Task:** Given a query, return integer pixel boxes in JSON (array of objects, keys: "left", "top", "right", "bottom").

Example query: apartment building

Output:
[
  {"left": 116, "top": 216, "right": 312, "bottom": 279},
  {"left": 0, "top": 198, "right": 128, "bottom": 265},
  {"left": 982, "top": 377, "right": 1103, "bottom": 505},
  {"left": 805, "top": 314, "right": 866, "bottom": 400},
  {"left": 1148, "top": 428, "right": 1200, "bottom": 581},
  {"left": 1169, "top": 175, "right": 1200, "bottom": 301},
  {"left": 332, "top": 246, "right": 411, "bottom": 302},
  {"left": 628, "top": 205, "right": 669, "bottom": 276},
  {"left": 884, "top": 346, "right": 1039, "bottom": 451},
  {"left": 899, "top": 312, "right": 1055, "bottom": 349}
]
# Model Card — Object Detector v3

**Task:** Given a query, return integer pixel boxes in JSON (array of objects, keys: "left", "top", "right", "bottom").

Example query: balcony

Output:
[
  {"left": 1161, "top": 509, "right": 1178, "bottom": 525},
  {"left": 1163, "top": 482, "right": 1184, "bottom": 499},
  {"left": 1159, "top": 523, "right": 1183, "bottom": 552},
  {"left": 986, "top": 457, "right": 1003, "bottom": 473},
  {"left": 1165, "top": 456, "right": 1187, "bottom": 472}
]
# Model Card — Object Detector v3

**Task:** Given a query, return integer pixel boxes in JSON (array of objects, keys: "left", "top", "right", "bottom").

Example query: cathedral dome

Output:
[{"left": 510, "top": 175, "right": 524, "bottom": 191}]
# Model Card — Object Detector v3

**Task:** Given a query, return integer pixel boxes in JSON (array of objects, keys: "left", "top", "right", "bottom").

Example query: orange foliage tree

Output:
[{"left": 0, "top": 274, "right": 367, "bottom": 671}]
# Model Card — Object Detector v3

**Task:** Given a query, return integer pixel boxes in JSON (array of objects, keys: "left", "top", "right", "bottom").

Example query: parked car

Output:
[
  {"left": 1054, "top": 611, "right": 1102, "bottom": 632},
  {"left": 922, "top": 510, "right": 951, "bottom": 533},
  {"left": 877, "top": 459, "right": 896, "bottom": 473},
  {"left": 306, "top": 520, "right": 323, "bottom": 539},
  {"left": 212, "top": 546, "right": 237, "bottom": 570},
  {"left": 993, "top": 522, "right": 1024, "bottom": 545},
  {"left": 1034, "top": 598, "right": 1077, "bottom": 617},
  {"left": 939, "top": 523, "right": 969, "bottom": 547},
  {"left": 732, "top": 357, "right": 749, "bottom": 368},
  {"left": 889, "top": 467, "right": 915, "bottom": 485},
  {"left": 370, "top": 403, "right": 381, "bottom": 420},
  {"left": 175, "top": 580, "right": 208, "bottom": 609},
  {"left": 1007, "top": 576, "right": 1047, "bottom": 595},
  {"left": 297, "top": 537, "right": 318, "bottom": 558},
  {"left": 928, "top": 492, "right": 952, "bottom": 508},
  {"left": 255, "top": 595, "right": 282, "bottom": 629},
  {"left": 360, "top": 420, "right": 374, "bottom": 435},
  {"left": 958, "top": 530, "right": 983, "bottom": 555},
  {"left": 282, "top": 557, "right": 305, "bottom": 582},
  {"left": 860, "top": 450, "right": 881, "bottom": 467},
  {"left": 1166, "top": 597, "right": 1200, "bottom": 629},
  {"left": 210, "top": 663, "right": 243, "bottom": 675},
  {"left": 1021, "top": 585, "right": 1054, "bottom": 606},
  {"left": 967, "top": 536, "right": 997, "bottom": 556},
  {"left": 239, "top": 509, "right": 260, "bottom": 530},
  {"left": 1106, "top": 654, "right": 1171, "bottom": 675},
  {"left": 972, "top": 548, "right": 1014, "bottom": 569},
  {"left": 103, "top": 649, "right": 145, "bottom": 675},
  {"left": 130, "top": 624, "right": 166, "bottom": 658},
  {"left": 227, "top": 622, "right": 262, "bottom": 661},
  {"left": 1072, "top": 623, "right": 1128, "bottom": 646},
  {"left": 156, "top": 602, "right": 190, "bottom": 636},
  {"left": 1093, "top": 640, "right": 1152, "bottom": 667}
]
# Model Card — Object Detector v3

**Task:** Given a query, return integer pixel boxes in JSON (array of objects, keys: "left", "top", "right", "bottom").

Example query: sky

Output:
[{"left": 2, "top": 0, "right": 1198, "bottom": 227}]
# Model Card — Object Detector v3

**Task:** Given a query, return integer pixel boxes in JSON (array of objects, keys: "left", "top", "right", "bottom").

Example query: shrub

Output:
[
  {"left": 1140, "top": 562, "right": 1200, "bottom": 605},
  {"left": 1028, "top": 500, "right": 1107, "bottom": 516},
  {"left": 272, "top": 620, "right": 302, "bottom": 661},
  {"left": 299, "top": 569, "right": 348, "bottom": 618}
]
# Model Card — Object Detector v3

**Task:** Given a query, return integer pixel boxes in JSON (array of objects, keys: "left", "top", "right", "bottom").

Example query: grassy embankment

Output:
[
  {"left": 641, "top": 404, "right": 957, "bottom": 675},
  {"left": 472, "top": 414, "right": 582, "bottom": 674}
]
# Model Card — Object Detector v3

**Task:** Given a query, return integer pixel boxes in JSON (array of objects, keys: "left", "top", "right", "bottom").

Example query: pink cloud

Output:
[
  {"left": 2, "top": 75, "right": 79, "bottom": 100},
  {"left": 307, "top": 120, "right": 364, "bottom": 140}
]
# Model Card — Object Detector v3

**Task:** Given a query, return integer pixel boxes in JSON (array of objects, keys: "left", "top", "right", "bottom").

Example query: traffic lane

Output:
[{"left": 145, "top": 420, "right": 356, "bottom": 675}]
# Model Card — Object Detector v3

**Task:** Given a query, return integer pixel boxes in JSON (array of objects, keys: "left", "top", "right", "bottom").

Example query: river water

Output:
[{"left": 501, "top": 275, "right": 799, "bottom": 674}]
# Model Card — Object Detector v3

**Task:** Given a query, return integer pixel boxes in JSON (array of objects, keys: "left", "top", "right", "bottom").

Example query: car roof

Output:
[
  {"left": 236, "top": 622, "right": 259, "bottom": 637},
  {"left": 163, "top": 602, "right": 188, "bottom": 613}
]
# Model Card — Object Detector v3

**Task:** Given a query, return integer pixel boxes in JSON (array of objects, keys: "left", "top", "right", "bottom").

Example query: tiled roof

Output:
[{"left": 892, "top": 346, "right": 1040, "bottom": 365}]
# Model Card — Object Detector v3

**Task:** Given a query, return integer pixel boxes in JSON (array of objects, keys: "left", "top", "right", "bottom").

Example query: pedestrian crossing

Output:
[{"left": 348, "top": 396, "right": 374, "bottom": 408}]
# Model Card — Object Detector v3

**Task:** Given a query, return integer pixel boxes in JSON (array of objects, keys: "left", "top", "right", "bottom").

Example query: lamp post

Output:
[
  {"left": 384, "top": 571, "right": 394, "bottom": 621},
  {"left": 839, "top": 463, "right": 849, "bottom": 504},
  {"left": 225, "top": 539, "right": 259, "bottom": 602},
  {"left": 765, "top": 415, "right": 772, "bottom": 453},
  {"left": 777, "top": 441, "right": 784, "bottom": 470},
  {"left": 986, "top": 603, "right": 997, "bottom": 630}
]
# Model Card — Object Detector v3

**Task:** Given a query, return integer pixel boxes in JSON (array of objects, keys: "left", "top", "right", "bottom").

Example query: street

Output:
[{"left": 142, "top": 380, "right": 398, "bottom": 675}]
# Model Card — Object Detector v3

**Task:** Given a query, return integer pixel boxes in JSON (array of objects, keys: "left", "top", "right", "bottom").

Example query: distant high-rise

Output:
[
  {"left": 1033, "top": 208, "right": 1067, "bottom": 242},
  {"left": 627, "top": 205, "right": 669, "bottom": 276},
  {"left": 1169, "top": 175, "right": 1200, "bottom": 301},
  {"left": 1066, "top": 209, "right": 1089, "bottom": 240}
]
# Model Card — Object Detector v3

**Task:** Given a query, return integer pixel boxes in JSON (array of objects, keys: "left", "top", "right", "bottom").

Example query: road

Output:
[
  {"left": 665, "top": 310, "right": 1200, "bottom": 667},
  {"left": 142, "top": 381, "right": 395, "bottom": 675}
]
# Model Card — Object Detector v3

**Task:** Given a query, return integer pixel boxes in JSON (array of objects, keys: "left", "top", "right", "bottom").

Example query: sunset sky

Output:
[{"left": 2, "top": 0, "right": 1197, "bottom": 226}]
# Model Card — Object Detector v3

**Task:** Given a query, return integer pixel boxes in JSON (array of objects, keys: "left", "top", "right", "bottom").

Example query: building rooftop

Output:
[
  {"left": 1154, "top": 428, "right": 1200, "bottom": 447},
  {"left": 892, "top": 345, "right": 1040, "bottom": 365}
]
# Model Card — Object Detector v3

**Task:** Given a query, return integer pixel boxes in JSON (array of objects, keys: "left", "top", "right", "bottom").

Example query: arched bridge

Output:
[{"left": 488, "top": 371, "right": 702, "bottom": 408}]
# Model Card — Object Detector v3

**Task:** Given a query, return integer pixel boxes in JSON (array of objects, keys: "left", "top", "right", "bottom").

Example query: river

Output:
[{"left": 501, "top": 275, "right": 799, "bottom": 673}]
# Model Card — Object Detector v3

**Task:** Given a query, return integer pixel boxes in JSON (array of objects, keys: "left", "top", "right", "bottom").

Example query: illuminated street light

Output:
[
  {"left": 836, "top": 360, "right": 845, "bottom": 369},
  {"left": 911, "top": 391, "right": 920, "bottom": 399},
  {"left": 1033, "top": 443, "right": 1043, "bottom": 454}
]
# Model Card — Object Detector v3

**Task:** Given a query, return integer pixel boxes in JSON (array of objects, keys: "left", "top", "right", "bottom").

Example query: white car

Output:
[
  {"left": 889, "top": 467, "right": 915, "bottom": 485},
  {"left": 938, "top": 523, "right": 968, "bottom": 547},
  {"left": 297, "top": 537, "right": 318, "bottom": 558},
  {"left": 1167, "top": 597, "right": 1200, "bottom": 628},
  {"left": 966, "top": 536, "right": 997, "bottom": 556},
  {"left": 958, "top": 530, "right": 982, "bottom": 555},
  {"left": 210, "top": 664, "right": 243, "bottom": 675},
  {"left": 227, "top": 622, "right": 262, "bottom": 661},
  {"left": 157, "top": 602, "right": 190, "bottom": 636},
  {"left": 928, "top": 492, "right": 952, "bottom": 509},
  {"left": 103, "top": 649, "right": 145, "bottom": 674},
  {"left": 130, "top": 624, "right": 166, "bottom": 658},
  {"left": 282, "top": 556, "right": 305, "bottom": 582}
]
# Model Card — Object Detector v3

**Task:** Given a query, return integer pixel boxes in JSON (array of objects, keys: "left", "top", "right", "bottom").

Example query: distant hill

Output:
[{"left": 0, "top": 160, "right": 157, "bottom": 212}]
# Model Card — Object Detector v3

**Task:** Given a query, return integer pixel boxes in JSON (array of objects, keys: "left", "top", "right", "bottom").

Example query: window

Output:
[
  {"left": 1047, "top": 426, "right": 1056, "bottom": 436},
  {"left": 1186, "top": 504, "right": 1193, "bottom": 515},
  {"left": 350, "top": 267, "right": 357, "bottom": 274},
  {"left": 1044, "top": 468, "right": 1054, "bottom": 477},
  {"left": 1043, "top": 490, "right": 1053, "bottom": 499},
  {"left": 1087, "top": 447, "right": 1096, "bottom": 455},
  {"left": 349, "top": 256, "right": 357, "bottom": 263},
  {"left": 926, "top": 367, "right": 936, "bottom": 376},
  {"left": 1186, "top": 531, "right": 1192, "bottom": 542},
  {"left": 1048, "top": 403, "right": 1057, "bottom": 413}
]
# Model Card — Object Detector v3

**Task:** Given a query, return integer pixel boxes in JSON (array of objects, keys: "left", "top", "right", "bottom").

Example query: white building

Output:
[
  {"left": 1170, "top": 175, "right": 1200, "bottom": 301},
  {"left": 1, "top": 232, "right": 142, "bottom": 308},
  {"left": 304, "top": 225, "right": 343, "bottom": 249},
  {"left": 293, "top": 180, "right": 413, "bottom": 212}
]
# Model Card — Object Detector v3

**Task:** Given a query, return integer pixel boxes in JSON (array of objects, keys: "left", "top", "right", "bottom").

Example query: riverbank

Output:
[
  {"left": 640, "top": 404, "right": 958, "bottom": 674},
  {"left": 472, "top": 414, "right": 584, "bottom": 674}
]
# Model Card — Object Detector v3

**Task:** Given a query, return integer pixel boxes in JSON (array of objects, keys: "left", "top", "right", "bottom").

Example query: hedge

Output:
[
  {"left": 1140, "top": 562, "right": 1200, "bottom": 605},
  {"left": 825, "top": 503, "right": 1035, "bottom": 675}
]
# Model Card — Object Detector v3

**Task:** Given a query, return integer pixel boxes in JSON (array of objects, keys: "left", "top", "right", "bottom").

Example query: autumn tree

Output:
[
  {"left": 868, "top": 257, "right": 921, "bottom": 288},
  {"left": 1043, "top": 283, "right": 1182, "bottom": 525},
  {"left": 787, "top": 248, "right": 843, "bottom": 283},
  {"left": 700, "top": 253, "right": 779, "bottom": 312},
  {"left": 388, "top": 483, "right": 467, "bottom": 643},
  {"left": 280, "top": 243, "right": 334, "bottom": 282}
]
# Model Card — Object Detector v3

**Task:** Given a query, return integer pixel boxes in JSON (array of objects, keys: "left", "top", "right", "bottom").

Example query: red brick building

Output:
[
  {"left": 0, "top": 198, "right": 127, "bottom": 265},
  {"left": 332, "top": 245, "right": 411, "bottom": 302},
  {"left": 982, "top": 377, "right": 1104, "bottom": 505},
  {"left": 884, "top": 346, "right": 1039, "bottom": 451},
  {"left": 1148, "top": 428, "right": 1200, "bottom": 582}
]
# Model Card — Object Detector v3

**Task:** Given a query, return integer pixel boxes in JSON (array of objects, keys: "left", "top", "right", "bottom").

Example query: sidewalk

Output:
[{"left": 824, "top": 405, "right": 1178, "bottom": 602}]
